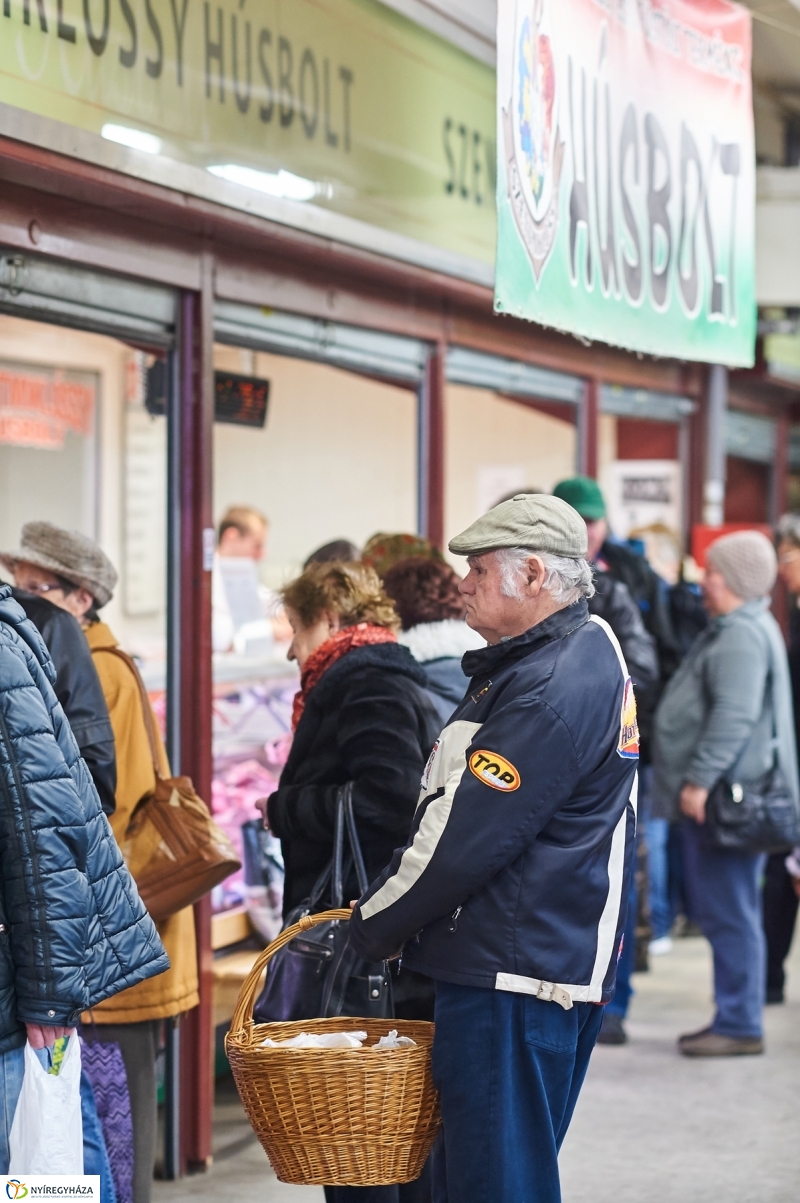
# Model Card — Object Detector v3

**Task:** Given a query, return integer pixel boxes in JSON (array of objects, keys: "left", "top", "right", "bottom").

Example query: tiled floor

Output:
[{"left": 154, "top": 931, "right": 800, "bottom": 1203}]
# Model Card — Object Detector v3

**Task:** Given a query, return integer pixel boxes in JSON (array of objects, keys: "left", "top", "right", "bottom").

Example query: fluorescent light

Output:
[
  {"left": 207, "top": 164, "right": 324, "bottom": 202},
  {"left": 101, "top": 123, "right": 162, "bottom": 155}
]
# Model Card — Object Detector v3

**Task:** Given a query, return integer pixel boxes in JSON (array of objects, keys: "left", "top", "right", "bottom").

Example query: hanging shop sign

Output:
[
  {"left": 0, "top": 361, "right": 95, "bottom": 449},
  {"left": 495, "top": 0, "right": 756, "bottom": 366},
  {"left": 0, "top": 0, "right": 496, "bottom": 265}
]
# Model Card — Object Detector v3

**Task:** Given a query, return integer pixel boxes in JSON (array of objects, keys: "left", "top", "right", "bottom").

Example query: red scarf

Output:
[{"left": 291, "top": 622, "right": 397, "bottom": 730}]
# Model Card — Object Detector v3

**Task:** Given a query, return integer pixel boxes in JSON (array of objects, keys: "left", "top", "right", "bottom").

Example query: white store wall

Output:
[
  {"left": 213, "top": 347, "right": 417, "bottom": 588},
  {"left": 444, "top": 385, "right": 577, "bottom": 552}
]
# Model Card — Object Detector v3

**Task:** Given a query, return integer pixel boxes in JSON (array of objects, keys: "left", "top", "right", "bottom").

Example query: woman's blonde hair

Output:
[{"left": 282, "top": 562, "right": 400, "bottom": 631}]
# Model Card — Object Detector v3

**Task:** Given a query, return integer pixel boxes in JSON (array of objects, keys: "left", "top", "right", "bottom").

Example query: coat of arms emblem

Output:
[{"left": 502, "top": 0, "right": 563, "bottom": 283}]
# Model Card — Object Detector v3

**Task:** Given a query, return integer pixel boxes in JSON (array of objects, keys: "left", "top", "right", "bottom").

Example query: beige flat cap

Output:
[
  {"left": 0, "top": 521, "right": 118, "bottom": 608},
  {"left": 449, "top": 494, "right": 588, "bottom": 559}
]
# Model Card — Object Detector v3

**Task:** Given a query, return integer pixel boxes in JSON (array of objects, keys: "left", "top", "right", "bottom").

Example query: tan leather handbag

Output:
[{"left": 105, "top": 647, "right": 241, "bottom": 922}]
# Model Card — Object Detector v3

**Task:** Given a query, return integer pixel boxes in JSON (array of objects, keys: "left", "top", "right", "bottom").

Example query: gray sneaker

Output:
[{"left": 678, "top": 1029, "right": 763, "bottom": 1057}]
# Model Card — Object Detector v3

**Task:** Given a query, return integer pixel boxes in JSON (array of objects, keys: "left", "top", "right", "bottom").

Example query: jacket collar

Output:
[
  {"left": 84, "top": 621, "right": 119, "bottom": 651},
  {"left": 715, "top": 597, "right": 769, "bottom": 628},
  {"left": 461, "top": 599, "right": 589, "bottom": 680}
]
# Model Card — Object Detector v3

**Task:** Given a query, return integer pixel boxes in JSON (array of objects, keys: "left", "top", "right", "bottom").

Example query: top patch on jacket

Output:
[
  {"left": 618, "top": 678, "right": 640, "bottom": 759},
  {"left": 468, "top": 750, "right": 521, "bottom": 791}
]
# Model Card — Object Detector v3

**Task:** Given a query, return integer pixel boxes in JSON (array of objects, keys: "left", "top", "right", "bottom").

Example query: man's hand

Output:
[
  {"left": 680, "top": 784, "right": 709, "bottom": 824},
  {"left": 256, "top": 797, "right": 269, "bottom": 830},
  {"left": 25, "top": 1023, "right": 74, "bottom": 1049}
]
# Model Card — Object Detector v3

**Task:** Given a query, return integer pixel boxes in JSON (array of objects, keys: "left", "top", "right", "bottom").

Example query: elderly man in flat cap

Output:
[{"left": 350, "top": 494, "right": 639, "bottom": 1203}]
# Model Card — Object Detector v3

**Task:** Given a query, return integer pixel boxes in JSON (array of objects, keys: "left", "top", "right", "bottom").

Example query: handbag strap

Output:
[
  {"left": 307, "top": 783, "right": 370, "bottom": 911},
  {"left": 93, "top": 645, "right": 162, "bottom": 780}
]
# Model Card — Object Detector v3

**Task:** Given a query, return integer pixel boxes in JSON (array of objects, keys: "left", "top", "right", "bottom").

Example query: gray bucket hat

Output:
[
  {"left": 449, "top": 494, "right": 588, "bottom": 559},
  {"left": 0, "top": 521, "right": 118, "bottom": 608}
]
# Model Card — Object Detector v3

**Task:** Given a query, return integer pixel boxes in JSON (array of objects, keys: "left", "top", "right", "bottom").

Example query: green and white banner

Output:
[{"left": 495, "top": 0, "right": 756, "bottom": 366}]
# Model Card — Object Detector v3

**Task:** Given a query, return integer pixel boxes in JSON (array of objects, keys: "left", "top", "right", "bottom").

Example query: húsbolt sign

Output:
[{"left": 495, "top": 0, "right": 756, "bottom": 366}]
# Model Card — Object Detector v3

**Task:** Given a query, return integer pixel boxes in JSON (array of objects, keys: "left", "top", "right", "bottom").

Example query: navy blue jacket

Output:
[
  {"left": 0, "top": 587, "right": 168, "bottom": 1054},
  {"left": 350, "top": 601, "right": 638, "bottom": 1007}
]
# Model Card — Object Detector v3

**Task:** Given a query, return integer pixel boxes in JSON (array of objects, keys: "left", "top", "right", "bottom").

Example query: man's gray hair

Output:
[
  {"left": 495, "top": 547, "right": 595, "bottom": 605},
  {"left": 776, "top": 512, "right": 800, "bottom": 550}
]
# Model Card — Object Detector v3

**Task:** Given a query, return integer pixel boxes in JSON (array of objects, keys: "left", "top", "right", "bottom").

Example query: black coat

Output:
[
  {"left": 589, "top": 571, "right": 659, "bottom": 760},
  {"left": 12, "top": 591, "right": 117, "bottom": 816},
  {"left": 267, "top": 642, "right": 441, "bottom": 917}
]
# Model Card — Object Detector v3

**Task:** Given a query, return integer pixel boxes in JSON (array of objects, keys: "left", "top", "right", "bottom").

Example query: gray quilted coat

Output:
[{"left": 0, "top": 586, "right": 168, "bottom": 1054}]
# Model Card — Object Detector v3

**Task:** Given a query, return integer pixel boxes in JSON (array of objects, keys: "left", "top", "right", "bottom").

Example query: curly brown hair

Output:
[
  {"left": 281, "top": 561, "right": 400, "bottom": 631},
  {"left": 382, "top": 557, "right": 465, "bottom": 630}
]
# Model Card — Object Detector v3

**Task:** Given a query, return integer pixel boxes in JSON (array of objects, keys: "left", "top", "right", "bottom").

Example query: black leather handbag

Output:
[
  {"left": 706, "top": 665, "right": 800, "bottom": 853},
  {"left": 253, "top": 783, "right": 392, "bottom": 1023},
  {"left": 706, "top": 766, "right": 800, "bottom": 854}
]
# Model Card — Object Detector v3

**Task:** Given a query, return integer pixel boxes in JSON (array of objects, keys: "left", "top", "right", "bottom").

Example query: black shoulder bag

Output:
[
  {"left": 706, "top": 658, "right": 800, "bottom": 854},
  {"left": 253, "top": 782, "right": 392, "bottom": 1023}
]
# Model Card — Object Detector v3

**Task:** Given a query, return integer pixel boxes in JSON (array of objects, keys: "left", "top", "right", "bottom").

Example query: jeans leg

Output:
[
  {"left": 605, "top": 870, "right": 637, "bottom": 1019},
  {"left": 644, "top": 818, "right": 672, "bottom": 940},
  {"left": 81, "top": 1071, "right": 117, "bottom": 1203},
  {"left": 762, "top": 852, "right": 800, "bottom": 996},
  {"left": 0, "top": 1043, "right": 25, "bottom": 1175},
  {"left": 681, "top": 821, "right": 765, "bottom": 1038},
  {"left": 431, "top": 982, "right": 602, "bottom": 1203}
]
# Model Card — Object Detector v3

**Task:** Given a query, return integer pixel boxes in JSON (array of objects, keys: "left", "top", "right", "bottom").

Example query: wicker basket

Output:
[{"left": 225, "top": 908, "right": 441, "bottom": 1186}]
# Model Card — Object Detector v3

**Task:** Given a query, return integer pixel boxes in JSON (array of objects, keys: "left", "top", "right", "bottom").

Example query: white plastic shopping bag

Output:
[{"left": 8, "top": 1037, "right": 83, "bottom": 1174}]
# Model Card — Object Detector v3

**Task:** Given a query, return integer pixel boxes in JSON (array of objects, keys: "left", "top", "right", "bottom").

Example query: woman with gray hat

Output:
[
  {"left": 653, "top": 530, "right": 799, "bottom": 1057},
  {"left": 0, "top": 522, "right": 117, "bottom": 816}
]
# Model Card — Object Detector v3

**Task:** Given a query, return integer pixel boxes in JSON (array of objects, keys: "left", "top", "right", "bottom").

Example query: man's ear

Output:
[{"left": 526, "top": 556, "right": 546, "bottom": 595}]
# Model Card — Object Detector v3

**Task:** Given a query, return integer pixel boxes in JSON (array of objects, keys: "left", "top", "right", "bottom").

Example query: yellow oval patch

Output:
[{"left": 468, "top": 750, "right": 521, "bottom": 792}]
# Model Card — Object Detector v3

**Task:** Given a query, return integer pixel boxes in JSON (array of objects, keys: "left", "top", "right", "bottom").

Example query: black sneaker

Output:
[{"left": 596, "top": 1011, "right": 627, "bottom": 1045}]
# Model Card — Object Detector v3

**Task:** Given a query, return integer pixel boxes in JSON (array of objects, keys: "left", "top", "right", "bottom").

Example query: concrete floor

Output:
[{"left": 154, "top": 932, "right": 800, "bottom": 1203}]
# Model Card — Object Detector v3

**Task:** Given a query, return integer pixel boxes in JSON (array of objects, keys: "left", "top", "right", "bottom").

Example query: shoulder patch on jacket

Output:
[
  {"left": 618, "top": 678, "right": 640, "bottom": 759},
  {"left": 468, "top": 750, "right": 521, "bottom": 791}
]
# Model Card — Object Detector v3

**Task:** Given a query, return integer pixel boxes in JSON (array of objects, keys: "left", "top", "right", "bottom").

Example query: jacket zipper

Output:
[
  {"left": 448, "top": 905, "right": 462, "bottom": 932},
  {"left": 0, "top": 707, "right": 54, "bottom": 996}
]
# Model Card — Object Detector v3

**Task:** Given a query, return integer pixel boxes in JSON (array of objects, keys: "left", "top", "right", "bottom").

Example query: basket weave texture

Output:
[{"left": 225, "top": 909, "right": 441, "bottom": 1186}]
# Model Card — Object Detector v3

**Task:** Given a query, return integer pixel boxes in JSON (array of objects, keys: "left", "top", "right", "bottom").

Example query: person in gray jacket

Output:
[{"left": 653, "top": 530, "right": 798, "bottom": 1057}]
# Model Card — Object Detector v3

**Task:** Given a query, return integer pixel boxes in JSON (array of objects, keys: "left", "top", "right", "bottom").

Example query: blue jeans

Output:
[
  {"left": 430, "top": 982, "right": 603, "bottom": 1203},
  {"left": 81, "top": 1071, "right": 117, "bottom": 1203},
  {"left": 605, "top": 865, "right": 636, "bottom": 1019},
  {"left": 681, "top": 820, "right": 766, "bottom": 1038},
  {"left": 0, "top": 1043, "right": 25, "bottom": 1174},
  {"left": 645, "top": 818, "right": 672, "bottom": 939}
]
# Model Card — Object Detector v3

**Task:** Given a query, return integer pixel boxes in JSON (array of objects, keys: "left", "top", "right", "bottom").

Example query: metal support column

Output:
[
  {"left": 703, "top": 364, "right": 728, "bottom": 526},
  {"left": 163, "top": 345, "right": 183, "bottom": 1179},
  {"left": 174, "top": 256, "right": 215, "bottom": 1172},
  {"left": 578, "top": 378, "right": 599, "bottom": 478},
  {"left": 418, "top": 344, "right": 445, "bottom": 547}
]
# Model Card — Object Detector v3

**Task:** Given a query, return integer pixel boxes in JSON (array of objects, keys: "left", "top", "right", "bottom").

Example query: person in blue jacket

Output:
[
  {"left": 350, "top": 494, "right": 638, "bottom": 1203},
  {"left": 0, "top": 585, "right": 168, "bottom": 1171}
]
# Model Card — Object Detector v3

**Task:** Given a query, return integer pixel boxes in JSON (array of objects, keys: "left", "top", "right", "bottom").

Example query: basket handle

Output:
[{"left": 228, "top": 908, "right": 353, "bottom": 1038}]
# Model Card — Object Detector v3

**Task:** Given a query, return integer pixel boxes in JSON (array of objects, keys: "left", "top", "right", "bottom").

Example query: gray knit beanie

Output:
[{"left": 706, "top": 530, "right": 777, "bottom": 602}]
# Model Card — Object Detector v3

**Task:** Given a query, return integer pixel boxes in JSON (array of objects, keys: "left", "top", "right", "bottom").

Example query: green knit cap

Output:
[{"left": 552, "top": 477, "right": 606, "bottom": 521}]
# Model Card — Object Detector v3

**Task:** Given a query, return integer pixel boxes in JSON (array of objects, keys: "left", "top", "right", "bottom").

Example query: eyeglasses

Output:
[
  {"left": 778, "top": 551, "right": 800, "bottom": 567},
  {"left": 18, "top": 581, "right": 68, "bottom": 596}
]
